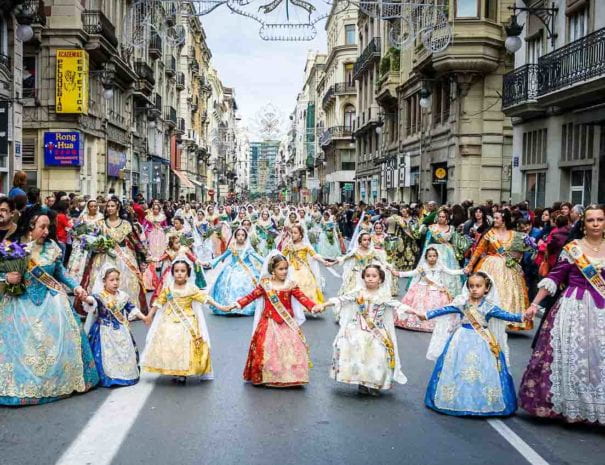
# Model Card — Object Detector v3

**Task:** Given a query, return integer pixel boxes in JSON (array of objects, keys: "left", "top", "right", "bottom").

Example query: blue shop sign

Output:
[{"left": 44, "top": 131, "right": 83, "bottom": 167}]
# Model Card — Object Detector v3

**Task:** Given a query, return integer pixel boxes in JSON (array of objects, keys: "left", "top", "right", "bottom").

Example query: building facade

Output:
[
  {"left": 503, "top": 0, "right": 605, "bottom": 207},
  {"left": 4, "top": 0, "right": 239, "bottom": 202},
  {"left": 249, "top": 140, "right": 279, "bottom": 198},
  {"left": 317, "top": 3, "right": 357, "bottom": 204}
]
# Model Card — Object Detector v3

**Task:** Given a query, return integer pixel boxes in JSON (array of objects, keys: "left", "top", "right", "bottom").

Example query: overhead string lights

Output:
[{"left": 122, "top": 0, "right": 451, "bottom": 49}]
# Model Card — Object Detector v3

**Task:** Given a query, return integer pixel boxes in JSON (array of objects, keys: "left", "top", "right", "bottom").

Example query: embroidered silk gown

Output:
[
  {"left": 396, "top": 265, "right": 463, "bottom": 333},
  {"left": 84, "top": 290, "right": 143, "bottom": 387},
  {"left": 337, "top": 249, "right": 391, "bottom": 298},
  {"left": 251, "top": 221, "right": 278, "bottom": 257},
  {"left": 82, "top": 219, "right": 149, "bottom": 313},
  {"left": 208, "top": 244, "right": 263, "bottom": 316},
  {"left": 237, "top": 280, "right": 316, "bottom": 386},
  {"left": 317, "top": 219, "right": 342, "bottom": 259},
  {"left": 424, "top": 300, "right": 522, "bottom": 416},
  {"left": 0, "top": 241, "right": 99, "bottom": 405},
  {"left": 66, "top": 213, "right": 103, "bottom": 284},
  {"left": 142, "top": 284, "right": 213, "bottom": 378},
  {"left": 328, "top": 289, "right": 408, "bottom": 390},
  {"left": 467, "top": 230, "right": 532, "bottom": 330},
  {"left": 519, "top": 242, "right": 605, "bottom": 424},
  {"left": 418, "top": 225, "right": 464, "bottom": 297},
  {"left": 143, "top": 212, "right": 168, "bottom": 290},
  {"left": 281, "top": 243, "right": 325, "bottom": 304}
]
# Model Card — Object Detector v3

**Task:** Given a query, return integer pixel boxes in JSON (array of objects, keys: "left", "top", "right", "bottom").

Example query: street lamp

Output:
[
  {"left": 14, "top": 0, "right": 39, "bottom": 43},
  {"left": 504, "top": 3, "right": 559, "bottom": 54},
  {"left": 419, "top": 87, "right": 431, "bottom": 109}
]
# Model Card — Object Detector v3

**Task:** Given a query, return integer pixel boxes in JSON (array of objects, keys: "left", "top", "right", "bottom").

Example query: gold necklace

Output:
[{"left": 583, "top": 238, "right": 603, "bottom": 252}]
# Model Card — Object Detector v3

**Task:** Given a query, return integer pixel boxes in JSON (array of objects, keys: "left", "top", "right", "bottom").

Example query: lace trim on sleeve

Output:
[{"left": 538, "top": 278, "right": 558, "bottom": 296}]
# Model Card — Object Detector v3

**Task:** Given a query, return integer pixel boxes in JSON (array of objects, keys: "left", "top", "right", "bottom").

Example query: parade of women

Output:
[{"left": 1, "top": 193, "right": 604, "bottom": 427}]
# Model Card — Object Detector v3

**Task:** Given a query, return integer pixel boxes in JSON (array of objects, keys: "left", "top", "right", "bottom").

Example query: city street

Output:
[{"left": 1, "top": 269, "right": 604, "bottom": 465}]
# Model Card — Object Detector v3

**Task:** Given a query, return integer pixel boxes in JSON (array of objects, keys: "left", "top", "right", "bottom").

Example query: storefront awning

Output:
[
  {"left": 190, "top": 179, "right": 203, "bottom": 187},
  {"left": 172, "top": 169, "right": 195, "bottom": 189}
]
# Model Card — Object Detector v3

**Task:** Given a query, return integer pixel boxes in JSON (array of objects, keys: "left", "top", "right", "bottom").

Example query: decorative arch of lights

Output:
[{"left": 122, "top": 0, "right": 451, "bottom": 50}]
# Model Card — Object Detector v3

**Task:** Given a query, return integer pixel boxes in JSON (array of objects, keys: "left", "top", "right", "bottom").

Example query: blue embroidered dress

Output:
[
  {"left": 208, "top": 244, "right": 263, "bottom": 316},
  {"left": 424, "top": 299, "right": 522, "bottom": 417},
  {"left": 84, "top": 290, "right": 143, "bottom": 387},
  {"left": 0, "top": 240, "right": 98, "bottom": 406}
]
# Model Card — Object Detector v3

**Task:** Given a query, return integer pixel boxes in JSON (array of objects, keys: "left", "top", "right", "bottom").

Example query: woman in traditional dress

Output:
[
  {"left": 81, "top": 198, "right": 149, "bottom": 314},
  {"left": 464, "top": 209, "right": 533, "bottom": 330},
  {"left": 142, "top": 203, "right": 168, "bottom": 291},
  {"left": 226, "top": 252, "right": 316, "bottom": 387},
  {"left": 393, "top": 247, "right": 463, "bottom": 335},
  {"left": 83, "top": 266, "right": 149, "bottom": 388},
  {"left": 207, "top": 227, "right": 263, "bottom": 316},
  {"left": 315, "top": 264, "right": 408, "bottom": 396},
  {"left": 406, "top": 272, "right": 527, "bottom": 416},
  {"left": 67, "top": 199, "right": 104, "bottom": 284},
  {"left": 142, "top": 260, "right": 224, "bottom": 384},
  {"left": 337, "top": 232, "right": 392, "bottom": 298},
  {"left": 0, "top": 209, "right": 98, "bottom": 405},
  {"left": 520, "top": 205, "right": 605, "bottom": 424},
  {"left": 384, "top": 206, "right": 419, "bottom": 295},
  {"left": 307, "top": 212, "right": 322, "bottom": 253},
  {"left": 316, "top": 211, "right": 342, "bottom": 259},
  {"left": 252, "top": 209, "right": 278, "bottom": 257},
  {"left": 192, "top": 209, "right": 213, "bottom": 263},
  {"left": 281, "top": 224, "right": 334, "bottom": 305},
  {"left": 206, "top": 205, "right": 223, "bottom": 257},
  {"left": 418, "top": 208, "right": 464, "bottom": 298}
]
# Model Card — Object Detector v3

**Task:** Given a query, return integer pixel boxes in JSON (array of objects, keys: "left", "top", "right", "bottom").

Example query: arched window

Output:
[{"left": 343, "top": 104, "right": 355, "bottom": 130}]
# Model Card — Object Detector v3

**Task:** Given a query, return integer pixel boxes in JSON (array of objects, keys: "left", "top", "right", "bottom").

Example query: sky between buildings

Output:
[{"left": 201, "top": 7, "right": 328, "bottom": 140}]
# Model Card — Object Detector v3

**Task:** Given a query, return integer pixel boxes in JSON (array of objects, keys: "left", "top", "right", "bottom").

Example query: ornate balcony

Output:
[
  {"left": 177, "top": 117, "right": 185, "bottom": 134},
  {"left": 165, "top": 55, "right": 176, "bottom": 77},
  {"left": 320, "top": 126, "right": 353, "bottom": 147},
  {"left": 538, "top": 27, "right": 605, "bottom": 98},
  {"left": 176, "top": 72, "right": 185, "bottom": 90},
  {"left": 149, "top": 32, "right": 162, "bottom": 60},
  {"left": 354, "top": 38, "right": 381, "bottom": 80},
  {"left": 322, "top": 82, "right": 356, "bottom": 109},
  {"left": 165, "top": 106, "right": 177, "bottom": 127},
  {"left": 82, "top": 10, "right": 118, "bottom": 47},
  {"left": 502, "top": 64, "right": 539, "bottom": 108}
]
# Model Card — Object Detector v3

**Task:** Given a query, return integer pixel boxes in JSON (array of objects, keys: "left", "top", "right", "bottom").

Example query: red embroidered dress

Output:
[{"left": 237, "top": 283, "right": 316, "bottom": 387}]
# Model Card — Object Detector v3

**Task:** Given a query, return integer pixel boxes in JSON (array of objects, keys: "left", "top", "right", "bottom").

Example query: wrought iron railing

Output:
[
  {"left": 135, "top": 61, "right": 155, "bottom": 85},
  {"left": 165, "top": 55, "right": 176, "bottom": 76},
  {"left": 154, "top": 94, "right": 162, "bottom": 113},
  {"left": 538, "top": 27, "right": 605, "bottom": 95},
  {"left": 165, "top": 106, "right": 177, "bottom": 125},
  {"left": 177, "top": 117, "right": 185, "bottom": 132},
  {"left": 82, "top": 10, "right": 118, "bottom": 47},
  {"left": 320, "top": 126, "right": 353, "bottom": 146},
  {"left": 322, "top": 86, "right": 334, "bottom": 108},
  {"left": 149, "top": 32, "right": 162, "bottom": 58},
  {"left": 354, "top": 37, "right": 381, "bottom": 79},
  {"left": 322, "top": 82, "right": 356, "bottom": 108},
  {"left": 176, "top": 72, "right": 185, "bottom": 89},
  {"left": 502, "top": 64, "right": 539, "bottom": 108}
]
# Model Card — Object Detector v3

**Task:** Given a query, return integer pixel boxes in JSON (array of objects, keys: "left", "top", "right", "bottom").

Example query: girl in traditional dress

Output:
[
  {"left": 143, "top": 203, "right": 168, "bottom": 291},
  {"left": 142, "top": 260, "right": 225, "bottom": 384},
  {"left": 0, "top": 210, "right": 98, "bottom": 405},
  {"left": 277, "top": 212, "right": 306, "bottom": 250},
  {"left": 348, "top": 212, "right": 373, "bottom": 252},
  {"left": 83, "top": 266, "right": 149, "bottom": 388},
  {"left": 520, "top": 205, "right": 605, "bottom": 424},
  {"left": 152, "top": 234, "right": 207, "bottom": 301},
  {"left": 418, "top": 208, "right": 465, "bottom": 298},
  {"left": 252, "top": 209, "right": 278, "bottom": 257},
  {"left": 207, "top": 227, "right": 264, "bottom": 316},
  {"left": 207, "top": 205, "right": 224, "bottom": 257},
  {"left": 314, "top": 264, "right": 409, "bottom": 396},
  {"left": 464, "top": 209, "right": 534, "bottom": 331},
  {"left": 81, "top": 199, "right": 149, "bottom": 313},
  {"left": 317, "top": 211, "right": 342, "bottom": 259},
  {"left": 67, "top": 199, "right": 104, "bottom": 284},
  {"left": 281, "top": 224, "right": 335, "bottom": 305},
  {"left": 393, "top": 247, "right": 463, "bottom": 336},
  {"left": 337, "top": 232, "right": 392, "bottom": 298},
  {"left": 406, "top": 272, "right": 527, "bottom": 416},
  {"left": 225, "top": 252, "right": 316, "bottom": 387}
]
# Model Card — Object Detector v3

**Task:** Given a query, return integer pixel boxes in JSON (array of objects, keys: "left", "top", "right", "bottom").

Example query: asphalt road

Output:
[{"left": 1, "top": 270, "right": 604, "bottom": 465}]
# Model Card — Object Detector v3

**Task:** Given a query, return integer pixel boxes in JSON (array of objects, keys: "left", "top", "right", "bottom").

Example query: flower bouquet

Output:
[
  {"left": 82, "top": 235, "right": 117, "bottom": 258},
  {"left": 308, "top": 231, "right": 319, "bottom": 245},
  {"left": 179, "top": 234, "right": 194, "bottom": 248},
  {"left": 325, "top": 229, "right": 335, "bottom": 245},
  {"left": 0, "top": 241, "right": 31, "bottom": 296}
]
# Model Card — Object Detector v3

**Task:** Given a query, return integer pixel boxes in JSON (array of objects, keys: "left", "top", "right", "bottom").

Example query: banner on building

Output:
[
  {"left": 108, "top": 147, "right": 127, "bottom": 178},
  {"left": 56, "top": 49, "right": 89, "bottom": 114},
  {"left": 44, "top": 131, "right": 83, "bottom": 166}
]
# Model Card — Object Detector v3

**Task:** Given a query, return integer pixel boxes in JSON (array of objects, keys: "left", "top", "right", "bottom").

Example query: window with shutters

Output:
[
  {"left": 22, "top": 137, "right": 36, "bottom": 166},
  {"left": 561, "top": 123, "right": 594, "bottom": 162},
  {"left": 521, "top": 129, "right": 547, "bottom": 166}
]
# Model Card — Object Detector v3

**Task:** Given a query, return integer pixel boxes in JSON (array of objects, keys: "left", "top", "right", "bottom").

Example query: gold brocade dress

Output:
[
  {"left": 142, "top": 284, "right": 212, "bottom": 377},
  {"left": 281, "top": 243, "right": 324, "bottom": 303}
]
